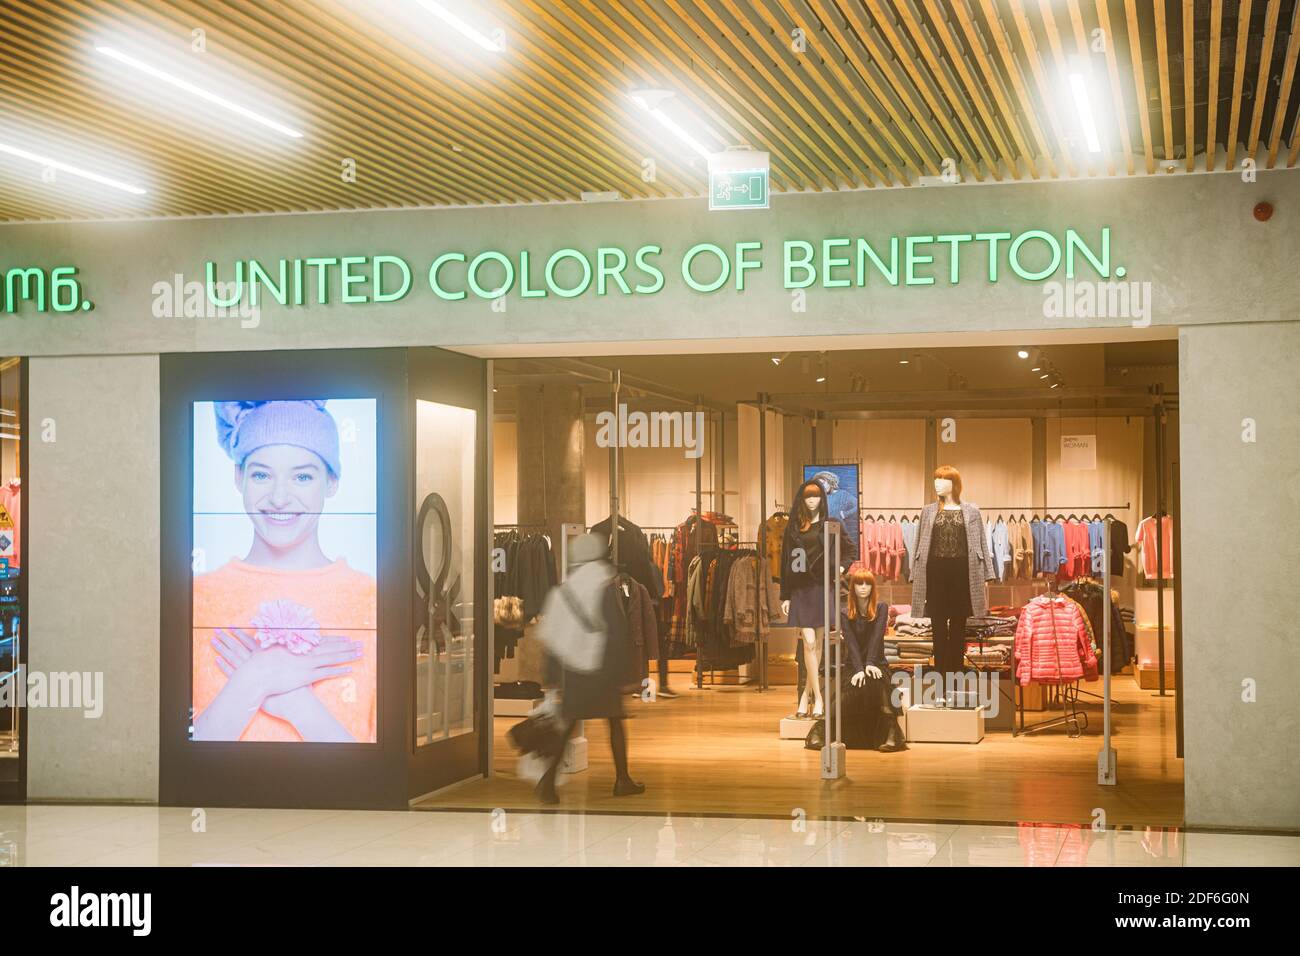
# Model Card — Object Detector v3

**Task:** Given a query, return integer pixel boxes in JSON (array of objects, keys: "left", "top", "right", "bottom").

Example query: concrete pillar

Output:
[
  {"left": 28, "top": 355, "right": 160, "bottom": 802},
  {"left": 516, "top": 383, "right": 585, "bottom": 560},
  {"left": 1180, "top": 321, "right": 1300, "bottom": 830}
]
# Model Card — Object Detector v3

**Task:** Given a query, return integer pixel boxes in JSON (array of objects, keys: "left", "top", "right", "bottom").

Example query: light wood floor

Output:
[{"left": 419, "top": 676, "right": 1184, "bottom": 827}]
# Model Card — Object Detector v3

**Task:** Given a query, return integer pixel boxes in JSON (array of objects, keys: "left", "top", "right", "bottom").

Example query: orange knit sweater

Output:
[{"left": 193, "top": 558, "right": 377, "bottom": 742}]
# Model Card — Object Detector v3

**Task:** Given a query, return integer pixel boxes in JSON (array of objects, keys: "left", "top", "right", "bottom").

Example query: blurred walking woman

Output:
[{"left": 533, "top": 533, "right": 645, "bottom": 804}]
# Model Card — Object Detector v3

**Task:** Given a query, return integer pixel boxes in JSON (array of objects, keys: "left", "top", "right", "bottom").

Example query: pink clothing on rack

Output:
[
  {"left": 1136, "top": 514, "right": 1174, "bottom": 579},
  {"left": 0, "top": 483, "right": 19, "bottom": 568}
]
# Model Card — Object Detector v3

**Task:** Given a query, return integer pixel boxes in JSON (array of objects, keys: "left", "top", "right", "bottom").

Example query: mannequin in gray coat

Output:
[{"left": 908, "top": 467, "right": 995, "bottom": 683}]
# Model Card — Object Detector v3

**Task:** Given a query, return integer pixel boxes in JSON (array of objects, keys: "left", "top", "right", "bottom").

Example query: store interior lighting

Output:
[
  {"left": 0, "top": 141, "right": 146, "bottom": 194},
  {"left": 414, "top": 0, "right": 505, "bottom": 52},
  {"left": 95, "top": 45, "right": 303, "bottom": 139},
  {"left": 627, "top": 89, "right": 714, "bottom": 159},
  {"left": 1068, "top": 69, "right": 1103, "bottom": 154}
]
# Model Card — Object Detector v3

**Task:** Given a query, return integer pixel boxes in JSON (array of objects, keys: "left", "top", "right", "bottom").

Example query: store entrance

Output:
[
  {"left": 423, "top": 336, "right": 1183, "bottom": 828},
  {"left": 0, "top": 357, "right": 22, "bottom": 804}
]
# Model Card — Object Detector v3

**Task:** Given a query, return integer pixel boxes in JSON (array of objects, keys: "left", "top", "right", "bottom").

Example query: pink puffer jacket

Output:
[{"left": 1014, "top": 595, "right": 1098, "bottom": 686}]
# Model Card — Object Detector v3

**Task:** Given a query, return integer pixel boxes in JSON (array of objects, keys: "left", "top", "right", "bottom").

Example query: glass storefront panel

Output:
[{"left": 414, "top": 399, "right": 477, "bottom": 746}]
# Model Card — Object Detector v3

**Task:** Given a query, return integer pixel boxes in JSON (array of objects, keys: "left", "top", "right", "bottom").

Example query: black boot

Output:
[
  {"left": 877, "top": 717, "right": 907, "bottom": 753},
  {"left": 613, "top": 776, "right": 646, "bottom": 796},
  {"left": 536, "top": 764, "right": 561, "bottom": 804}
]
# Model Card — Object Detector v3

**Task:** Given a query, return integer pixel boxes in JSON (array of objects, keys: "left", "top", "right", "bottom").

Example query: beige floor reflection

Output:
[{"left": 2, "top": 804, "right": 1297, "bottom": 867}]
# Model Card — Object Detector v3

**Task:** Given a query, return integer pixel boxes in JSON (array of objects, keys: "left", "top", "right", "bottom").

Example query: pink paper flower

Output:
[{"left": 249, "top": 599, "right": 322, "bottom": 655}]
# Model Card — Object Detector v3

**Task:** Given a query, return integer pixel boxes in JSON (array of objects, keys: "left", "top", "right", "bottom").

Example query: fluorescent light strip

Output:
[
  {"left": 415, "top": 0, "right": 504, "bottom": 53},
  {"left": 1068, "top": 73, "right": 1102, "bottom": 154},
  {"left": 95, "top": 45, "right": 303, "bottom": 139},
  {"left": 646, "top": 108, "right": 713, "bottom": 159},
  {"left": 0, "top": 141, "right": 146, "bottom": 194}
]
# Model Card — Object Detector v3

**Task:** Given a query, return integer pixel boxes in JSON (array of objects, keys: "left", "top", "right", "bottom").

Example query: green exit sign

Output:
[{"left": 709, "top": 168, "right": 769, "bottom": 210}]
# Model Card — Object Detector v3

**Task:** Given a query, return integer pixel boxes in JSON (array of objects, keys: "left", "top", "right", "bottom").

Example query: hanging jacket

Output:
[
  {"left": 899, "top": 517, "right": 918, "bottom": 580},
  {"left": 722, "top": 553, "right": 781, "bottom": 643},
  {"left": 991, "top": 518, "right": 1011, "bottom": 582},
  {"left": 1013, "top": 594, "right": 1098, "bottom": 686},
  {"left": 1061, "top": 581, "right": 1131, "bottom": 675},
  {"left": 590, "top": 514, "right": 661, "bottom": 605},
  {"left": 685, "top": 555, "right": 704, "bottom": 646},
  {"left": 758, "top": 513, "right": 788, "bottom": 581},
  {"left": 616, "top": 576, "right": 660, "bottom": 683},
  {"left": 1010, "top": 518, "right": 1033, "bottom": 579},
  {"left": 676, "top": 514, "right": 719, "bottom": 583}
]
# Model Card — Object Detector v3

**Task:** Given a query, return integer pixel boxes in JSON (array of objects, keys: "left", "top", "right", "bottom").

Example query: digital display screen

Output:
[
  {"left": 803, "top": 463, "right": 861, "bottom": 550},
  {"left": 190, "top": 399, "right": 377, "bottom": 742}
]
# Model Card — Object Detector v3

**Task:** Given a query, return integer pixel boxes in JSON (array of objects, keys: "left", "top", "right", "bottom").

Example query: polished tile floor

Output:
[{"left": 1, "top": 804, "right": 1296, "bottom": 866}]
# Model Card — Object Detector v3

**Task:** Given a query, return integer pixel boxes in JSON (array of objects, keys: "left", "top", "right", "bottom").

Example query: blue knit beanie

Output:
[{"left": 214, "top": 400, "right": 341, "bottom": 478}]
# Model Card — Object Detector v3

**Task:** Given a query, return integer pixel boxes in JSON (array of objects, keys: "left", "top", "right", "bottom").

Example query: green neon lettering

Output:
[
  {"left": 1008, "top": 230, "right": 1062, "bottom": 281},
  {"left": 429, "top": 252, "right": 466, "bottom": 300},
  {"left": 975, "top": 232, "right": 1011, "bottom": 282},
  {"left": 905, "top": 236, "right": 935, "bottom": 286},
  {"left": 304, "top": 257, "right": 338, "bottom": 304},
  {"left": 1065, "top": 227, "right": 1111, "bottom": 278},
  {"left": 821, "top": 238, "right": 850, "bottom": 288},
  {"left": 681, "top": 243, "right": 730, "bottom": 293},
  {"left": 292, "top": 258, "right": 305, "bottom": 306},
  {"left": 545, "top": 248, "right": 592, "bottom": 298},
  {"left": 50, "top": 267, "right": 80, "bottom": 312},
  {"left": 5, "top": 267, "right": 46, "bottom": 312},
  {"left": 855, "top": 237, "right": 898, "bottom": 285},
  {"left": 468, "top": 250, "right": 514, "bottom": 299},
  {"left": 339, "top": 256, "right": 370, "bottom": 303},
  {"left": 519, "top": 250, "right": 546, "bottom": 298},
  {"left": 205, "top": 261, "right": 244, "bottom": 308},
  {"left": 597, "top": 247, "right": 631, "bottom": 295},
  {"left": 783, "top": 240, "right": 815, "bottom": 289},
  {"left": 248, "top": 258, "right": 289, "bottom": 307},
  {"left": 633, "top": 245, "right": 664, "bottom": 294},
  {"left": 935, "top": 234, "right": 972, "bottom": 284},
  {"left": 373, "top": 255, "right": 412, "bottom": 303},
  {"left": 735, "top": 241, "right": 762, "bottom": 291}
]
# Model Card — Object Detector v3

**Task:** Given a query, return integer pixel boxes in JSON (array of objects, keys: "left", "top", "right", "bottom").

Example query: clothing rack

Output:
[{"left": 856, "top": 503, "right": 1131, "bottom": 513}]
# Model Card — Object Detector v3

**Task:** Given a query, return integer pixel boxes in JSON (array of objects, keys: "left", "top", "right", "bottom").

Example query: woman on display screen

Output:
[{"left": 191, "top": 400, "right": 377, "bottom": 743}]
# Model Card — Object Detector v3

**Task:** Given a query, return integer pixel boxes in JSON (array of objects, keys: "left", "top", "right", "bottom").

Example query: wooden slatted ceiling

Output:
[{"left": 0, "top": 0, "right": 1298, "bottom": 222}]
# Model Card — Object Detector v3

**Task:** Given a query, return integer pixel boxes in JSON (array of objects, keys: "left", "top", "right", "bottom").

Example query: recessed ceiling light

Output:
[
  {"left": 95, "top": 45, "right": 303, "bottom": 138},
  {"left": 815, "top": 375, "right": 827, "bottom": 383},
  {"left": 415, "top": 0, "right": 505, "bottom": 52},
  {"left": 1039, "top": 372, "right": 1051, "bottom": 380},
  {"left": 899, "top": 359, "right": 910, "bottom": 365},
  {"left": 1017, "top": 349, "right": 1030, "bottom": 359},
  {"left": 0, "top": 141, "right": 146, "bottom": 194}
]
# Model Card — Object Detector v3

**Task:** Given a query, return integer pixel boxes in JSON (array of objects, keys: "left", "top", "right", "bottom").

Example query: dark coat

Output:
[
  {"left": 841, "top": 600, "right": 889, "bottom": 674},
  {"left": 779, "top": 481, "right": 858, "bottom": 599},
  {"left": 547, "top": 583, "right": 630, "bottom": 721}
]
